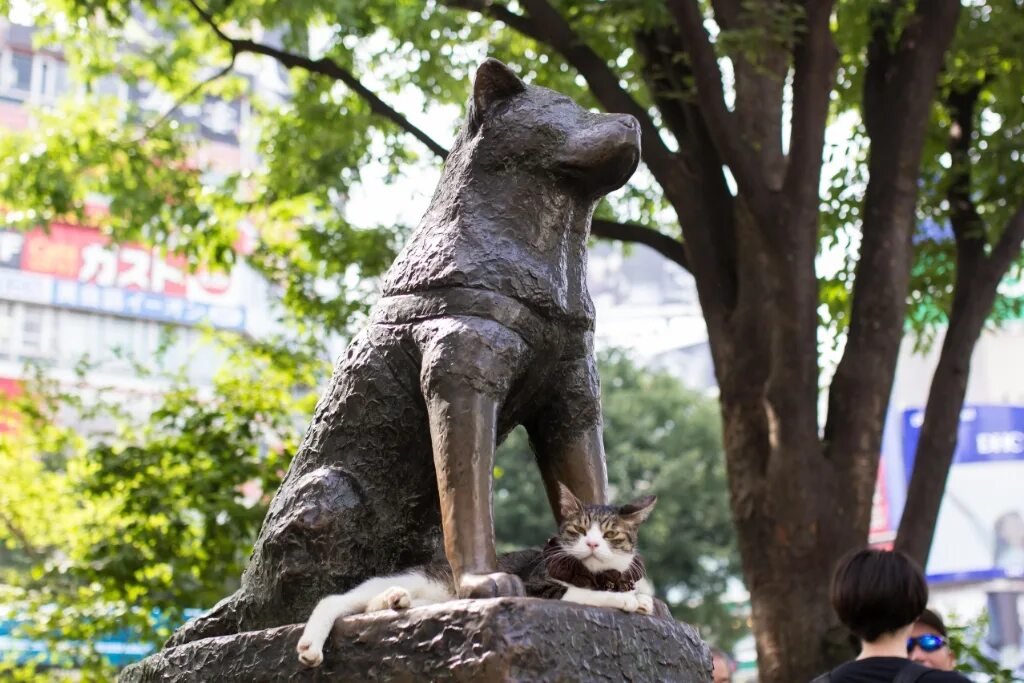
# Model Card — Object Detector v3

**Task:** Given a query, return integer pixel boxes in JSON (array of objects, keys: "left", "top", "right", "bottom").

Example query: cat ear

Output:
[
  {"left": 471, "top": 58, "right": 525, "bottom": 125},
  {"left": 557, "top": 482, "right": 585, "bottom": 520},
  {"left": 618, "top": 495, "right": 657, "bottom": 525}
]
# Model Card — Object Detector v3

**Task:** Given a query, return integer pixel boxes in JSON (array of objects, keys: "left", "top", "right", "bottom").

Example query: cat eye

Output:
[{"left": 603, "top": 531, "right": 618, "bottom": 540}]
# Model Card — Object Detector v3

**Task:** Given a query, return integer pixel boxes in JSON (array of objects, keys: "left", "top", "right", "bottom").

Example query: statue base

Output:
[{"left": 119, "top": 598, "right": 711, "bottom": 682}]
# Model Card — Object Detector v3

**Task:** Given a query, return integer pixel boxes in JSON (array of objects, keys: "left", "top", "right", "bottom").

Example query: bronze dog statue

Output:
[{"left": 167, "top": 58, "right": 641, "bottom": 646}]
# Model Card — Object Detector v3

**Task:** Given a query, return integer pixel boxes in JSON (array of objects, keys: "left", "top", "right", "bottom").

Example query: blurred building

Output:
[
  {"left": 0, "top": 19, "right": 284, "bottom": 401},
  {"left": 0, "top": 17, "right": 293, "bottom": 668},
  {"left": 588, "top": 241, "right": 715, "bottom": 392}
]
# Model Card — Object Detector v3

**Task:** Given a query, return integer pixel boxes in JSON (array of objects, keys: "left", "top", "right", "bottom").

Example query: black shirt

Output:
[{"left": 827, "top": 657, "right": 971, "bottom": 683}]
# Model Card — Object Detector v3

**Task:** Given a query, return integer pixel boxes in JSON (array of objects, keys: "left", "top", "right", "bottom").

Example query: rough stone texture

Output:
[
  {"left": 123, "top": 599, "right": 711, "bottom": 683},
  {"left": 166, "top": 59, "right": 644, "bottom": 647}
]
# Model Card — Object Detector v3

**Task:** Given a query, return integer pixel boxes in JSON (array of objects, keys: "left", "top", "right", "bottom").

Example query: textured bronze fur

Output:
[{"left": 166, "top": 59, "right": 641, "bottom": 646}]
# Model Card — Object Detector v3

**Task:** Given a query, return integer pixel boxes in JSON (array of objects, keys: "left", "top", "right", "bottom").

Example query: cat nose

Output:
[{"left": 585, "top": 539, "right": 600, "bottom": 549}]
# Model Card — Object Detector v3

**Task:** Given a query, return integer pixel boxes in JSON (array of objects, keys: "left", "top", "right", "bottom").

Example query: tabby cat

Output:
[{"left": 296, "top": 483, "right": 657, "bottom": 667}]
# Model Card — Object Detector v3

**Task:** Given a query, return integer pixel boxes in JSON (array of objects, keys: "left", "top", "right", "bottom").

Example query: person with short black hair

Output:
[{"left": 812, "top": 549, "right": 970, "bottom": 682}]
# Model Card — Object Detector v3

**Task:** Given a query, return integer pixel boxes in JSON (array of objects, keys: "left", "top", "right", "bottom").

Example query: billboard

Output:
[
  {"left": 899, "top": 405, "right": 1024, "bottom": 584},
  {"left": 0, "top": 225, "right": 246, "bottom": 331},
  {"left": 0, "top": 377, "right": 21, "bottom": 434}
]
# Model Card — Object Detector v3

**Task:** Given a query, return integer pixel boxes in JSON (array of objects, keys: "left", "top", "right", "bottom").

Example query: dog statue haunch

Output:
[{"left": 166, "top": 58, "right": 641, "bottom": 647}]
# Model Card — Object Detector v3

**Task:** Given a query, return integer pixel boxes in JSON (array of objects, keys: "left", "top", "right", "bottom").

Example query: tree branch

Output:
[
  {"left": 0, "top": 508, "right": 45, "bottom": 562},
  {"left": 134, "top": 54, "right": 237, "bottom": 143},
  {"left": 895, "top": 199, "right": 1024, "bottom": 565},
  {"left": 184, "top": 0, "right": 708, "bottom": 274},
  {"left": 633, "top": 27, "right": 737, "bottom": 313},
  {"left": 187, "top": 0, "right": 450, "bottom": 159},
  {"left": 990, "top": 201, "right": 1024, "bottom": 277},
  {"left": 664, "top": 0, "right": 772, "bottom": 218},
  {"left": 591, "top": 218, "right": 689, "bottom": 272},
  {"left": 861, "top": 1, "right": 901, "bottom": 141},
  {"left": 782, "top": 1, "right": 838, "bottom": 213},
  {"left": 824, "top": 0, "right": 960, "bottom": 485},
  {"left": 946, "top": 83, "right": 987, "bottom": 265},
  {"left": 709, "top": 0, "right": 742, "bottom": 30}
]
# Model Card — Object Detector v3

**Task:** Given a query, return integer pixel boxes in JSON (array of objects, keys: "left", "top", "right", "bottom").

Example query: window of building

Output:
[
  {"left": 57, "top": 310, "right": 97, "bottom": 365},
  {"left": 36, "top": 57, "right": 49, "bottom": 98},
  {"left": 0, "top": 303, "right": 55, "bottom": 361},
  {"left": 92, "top": 73, "right": 126, "bottom": 100},
  {"left": 0, "top": 301, "right": 14, "bottom": 359},
  {"left": 31, "top": 55, "right": 72, "bottom": 102},
  {"left": 0, "top": 50, "right": 33, "bottom": 100},
  {"left": 20, "top": 306, "right": 45, "bottom": 357},
  {"left": 101, "top": 316, "right": 136, "bottom": 368},
  {"left": 54, "top": 60, "right": 69, "bottom": 97}
]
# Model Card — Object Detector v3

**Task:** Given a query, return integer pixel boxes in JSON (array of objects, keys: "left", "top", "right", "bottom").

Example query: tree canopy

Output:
[{"left": 0, "top": 1, "right": 1022, "bottom": 681}]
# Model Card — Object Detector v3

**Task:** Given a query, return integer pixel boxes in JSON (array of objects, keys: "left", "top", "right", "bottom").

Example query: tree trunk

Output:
[
  {"left": 701, "top": 198, "right": 853, "bottom": 681},
  {"left": 894, "top": 299, "right": 992, "bottom": 566},
  {"left": 896, "top": 206, "right": 1024, "bottom": 564},
  {"left": 717, "top": 338, "right": 857, "bottom": 681}
]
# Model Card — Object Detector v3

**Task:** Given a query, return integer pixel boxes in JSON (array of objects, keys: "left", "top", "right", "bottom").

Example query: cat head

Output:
[{"left": 555, "top": 482, "right": 657, "bottom": 574}]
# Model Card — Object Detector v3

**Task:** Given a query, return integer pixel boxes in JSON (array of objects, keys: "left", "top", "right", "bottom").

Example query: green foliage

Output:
[
  {"left": 2, "top": 0, "right": 1016, "bottom": 362},
  {"left": 0, "top": 336, "right": 328, "bottom": 678},
  {"left": 494, "top": 350, "right": 743, "bottom": 649},
  {"left": 947, "top": 613, "right": 1024, "bottom": 682},
  {"left": 0, "top": 98, "right": 237, "bottom": 267},
  {"left": 822, "top": 0, "right": 1024, "bottom": 353}
]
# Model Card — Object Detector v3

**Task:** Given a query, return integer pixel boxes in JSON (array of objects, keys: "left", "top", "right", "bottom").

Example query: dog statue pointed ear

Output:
[
  {"left": 472, "top": 58, "right": 525, "bottom": 126},
  {"left": 557, "top": 482, "right": 586, "bottom": 520}
]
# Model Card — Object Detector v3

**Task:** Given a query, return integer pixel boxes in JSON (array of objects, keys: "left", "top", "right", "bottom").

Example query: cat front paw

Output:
[
  {"left": 635, "top": 594, "right": 655, "bottom": 615},
  {"left": 366, "top": 586, "right": 413, "bottom": 612},
  {"left": 386, "top": 587, "right": 412, "bottom": 610},
  {"left": 296, "top": 637, "right": 323, "bottom": 667},
  {"left": 618, "top": 593, "right": 640, "bottom": 613}
]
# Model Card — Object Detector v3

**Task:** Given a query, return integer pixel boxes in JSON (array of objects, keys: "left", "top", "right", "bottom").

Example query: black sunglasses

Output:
[{"left": 907, "top": 633, "right": 946, "bottom": 654}]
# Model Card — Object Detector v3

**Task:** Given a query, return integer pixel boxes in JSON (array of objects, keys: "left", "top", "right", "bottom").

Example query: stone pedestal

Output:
[{"left": 120, "top": 598, "right": 711, "bottom": 682}]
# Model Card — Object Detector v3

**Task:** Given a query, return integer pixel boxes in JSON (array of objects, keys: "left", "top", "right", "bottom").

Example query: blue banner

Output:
[
  {"left": 50, "top": 279, "right": 246, "bottom": 331},
  {"left": 902, "top": 405, "right": 1024, "bottom": 482}
]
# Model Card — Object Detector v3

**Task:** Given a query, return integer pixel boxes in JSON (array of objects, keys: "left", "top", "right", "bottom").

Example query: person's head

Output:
[
  {"left": 710, "top": 647, "right": 733, "bottom": 683},
  {"left": 995, "top": 511, "right": 1024, "bottom": 547},
  {"left": 831, "top": 548, "right": 928, "bottom": 643},
  {"left": 909, "top": 608, "right": 956, "bottom": 671}
]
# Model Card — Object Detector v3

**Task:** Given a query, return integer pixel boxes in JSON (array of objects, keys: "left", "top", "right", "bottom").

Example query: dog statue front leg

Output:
[
  {"left": 417, "top": 317, "right": 528, "bottom": 600},
  {"left": 425, "top": 387, "right": 525, "bottom": 598},
  {"left": 528, "top": 353, "right": 609, "bottom": 518}
]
